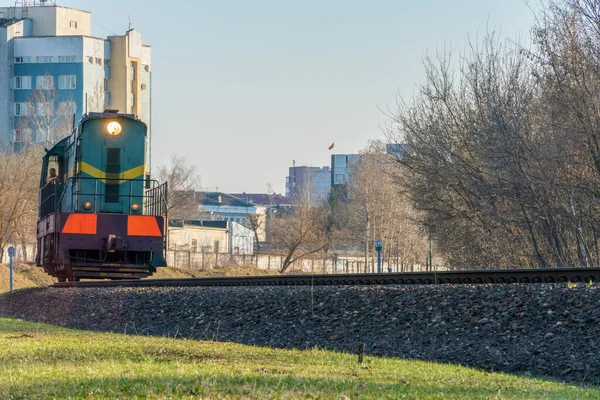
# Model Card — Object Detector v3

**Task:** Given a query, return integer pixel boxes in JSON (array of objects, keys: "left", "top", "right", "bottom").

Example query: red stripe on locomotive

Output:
[{"left": 62, "top": 213, "right": 98, "bottom": 235}]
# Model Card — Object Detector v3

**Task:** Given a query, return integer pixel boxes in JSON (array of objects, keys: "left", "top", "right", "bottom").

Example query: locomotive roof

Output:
[
  {"left": 44, "top": 112, "right": 143, "bottom": 156},
  {"left": 82, "top": 111, "right": 139, "bottom": 122},
  {"left": 44, "top": 135, "right": 69, "bottom": 157}
]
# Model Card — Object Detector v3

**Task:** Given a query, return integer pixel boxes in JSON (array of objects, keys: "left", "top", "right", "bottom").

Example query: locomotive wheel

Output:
[{"left": 68, "top": 272, "right": 80, "bottom": 282}]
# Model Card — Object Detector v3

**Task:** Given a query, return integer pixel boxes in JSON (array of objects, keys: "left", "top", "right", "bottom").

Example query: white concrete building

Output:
[
  {"left": 194, "top": 192, "right": 267, "bottom": 242},
  {"left": 0, "top": 2, "right": 151, "bottom": 163},
  {"left": 168, "top": 220, "right": 255, "bottom": 255}
]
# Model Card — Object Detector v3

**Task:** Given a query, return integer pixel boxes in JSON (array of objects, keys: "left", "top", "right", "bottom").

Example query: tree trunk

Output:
[{"left": 281, "top": 253, "right": 293, "bottom": 273}]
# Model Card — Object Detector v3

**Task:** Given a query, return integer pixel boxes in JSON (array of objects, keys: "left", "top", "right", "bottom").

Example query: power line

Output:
[{"left": 91, "top": 17, "right": 116, "bottom": 36}]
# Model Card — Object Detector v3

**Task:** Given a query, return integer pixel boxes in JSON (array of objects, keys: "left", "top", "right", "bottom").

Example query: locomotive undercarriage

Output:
[
  {"left": 37, "top": 212, "right": 164, "bottom": 282},
  {"left": 39, "top": 234, "right": 156, "bottom": 281},
  {"left": 44, "top": 263, "right": 152, "bottom": 282}
]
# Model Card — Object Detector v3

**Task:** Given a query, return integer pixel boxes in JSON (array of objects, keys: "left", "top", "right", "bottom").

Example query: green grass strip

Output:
[{"left": 0, "top": 318, "right": 597, "bottom": 399}]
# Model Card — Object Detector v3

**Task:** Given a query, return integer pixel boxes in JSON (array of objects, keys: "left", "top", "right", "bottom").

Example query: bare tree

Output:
[
  {"left": 270, "top": 182, "right": 333, "bottom": 273},
  {"left": 19, "top": 73, "right": 75, "bottom": 148},
  {"left": 344, "top": 141, "right": 429, "bottom": 271},
  {"left": 155, "top": 154, "right": 202, "bottom": 218},
  {"left": 0, "top": 144, "right": 44, "bottom": 261},
  {"left": 86, "top": 81, "right": 107, "bottom": 113},
  {"left": 389, "top": 33, "right": 543, "bottom": 269},
  {"left": 384, "top": 1, "right": 600, "bottom": 269},
  {"left": 246, "top": 213, "right": 264, "bottom": 251}
]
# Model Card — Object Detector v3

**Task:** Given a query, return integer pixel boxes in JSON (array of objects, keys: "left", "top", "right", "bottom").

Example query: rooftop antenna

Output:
[
  {"left": 128, "top": 14, "right": 132, "bottom": 30},
  {"left": 16, "top": 0, "right": 56, "bottom": 6}
]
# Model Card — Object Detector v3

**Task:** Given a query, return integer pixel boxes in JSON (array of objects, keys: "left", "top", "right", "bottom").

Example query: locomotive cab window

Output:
[
  {"left": 105, "top": 148, "right": 120, "bottom": 203},
  {"left": 45, "top": 157, "right": 62, "bottom": 185}
]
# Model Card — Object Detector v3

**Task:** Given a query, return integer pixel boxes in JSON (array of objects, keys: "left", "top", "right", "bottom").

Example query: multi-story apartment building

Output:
[
  {"left": 285, "top": 165, "right": 331, "bottom": 202},
  {"left": 0, "top": 2, "right": 151, "bottom": 162},
  {"left": 331, "top": 153, "right": 359, "bottom": 187},
  {"left": 386, "top": 143, "right": 405, "bottom": 158}
]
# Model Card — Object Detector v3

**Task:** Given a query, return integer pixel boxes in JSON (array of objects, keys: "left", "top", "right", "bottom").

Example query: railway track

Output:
[{"left": 53, "top": 266, "right": 600, "bottom": 288}]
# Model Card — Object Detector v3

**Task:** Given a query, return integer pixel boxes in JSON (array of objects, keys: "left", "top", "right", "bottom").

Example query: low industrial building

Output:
[
  {"left": 168, "top": 219, "right": 255, "bottom": 255},
  {"left": 194, "top": 192, "right": 266, "bottom": 242}
]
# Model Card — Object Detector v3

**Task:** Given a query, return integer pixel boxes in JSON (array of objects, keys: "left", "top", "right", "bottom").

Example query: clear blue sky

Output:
[{"left": 59, "top": 0, "right": 535, "bottom": 194}]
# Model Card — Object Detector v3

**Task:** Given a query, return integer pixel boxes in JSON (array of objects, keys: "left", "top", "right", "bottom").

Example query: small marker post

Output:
[
  {"left": 8, "top": 247, "right": 14, "bottom": 291},
  {"left": 375, "top": 240, "right": 382, "bottom": 273}
]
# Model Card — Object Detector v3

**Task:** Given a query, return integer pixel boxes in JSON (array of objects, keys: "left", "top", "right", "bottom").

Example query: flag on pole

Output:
[{"left": 328, "top": 142, "right": 335, "bottom": 150}]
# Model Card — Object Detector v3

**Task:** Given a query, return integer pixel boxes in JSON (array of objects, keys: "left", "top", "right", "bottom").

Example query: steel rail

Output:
[{"left": 52, "top": 266, "right": 600, "bottom": 288}]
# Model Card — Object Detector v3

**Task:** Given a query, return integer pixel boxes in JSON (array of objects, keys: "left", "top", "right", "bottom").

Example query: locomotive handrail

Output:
[
  {"left": 47, "top": 176, "right": 168, "bottom": 216},
  {"left": 39, "top": 180, "right": 64, "bottom": 219}
]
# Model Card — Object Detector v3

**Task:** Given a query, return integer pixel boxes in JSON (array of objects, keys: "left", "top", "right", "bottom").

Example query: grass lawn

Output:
[{"left": 0, "top": 318, "right": 597, "bottom": 399}]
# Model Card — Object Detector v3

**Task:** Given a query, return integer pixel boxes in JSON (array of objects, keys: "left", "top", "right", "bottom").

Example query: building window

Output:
[
  {"left": 14, "top": 76, "right": 31, "bottom": 89},
  {"left": 130, "top": 93, "right": 135, "bottom": 107},
  {"left": 13, "top": 129, "right": 29, "bottom": 143},
  {"left": 58, "top": 75, "right": 76, "bottom": 89},
  {"left": 36, "top": 56, "right": 53, "bottom": 63},
  {"left": 14, "top": 102, "right": 27, "bottom": 116},
  {"left": 15, "top": 56, "right": 32, "bottom": 63},
  {"left": 130, "top": 61, "right": 136, "bottom": 81},
  {"left": 58, "top": 55, "right": 76, "bottom": 63},
  {"left": 87, "top": 56, "right": 93, "bottom": 64},
  {"left": 143, "top": 64, "right": 150, "bottom": 72},
  {"left": 36, "top": 75, "right": 54, "bottom": 90},
  {"left": 70, "top": 21, "right": 77, "bottom": 29},
  {"left": 104, "top": 78, "right": 109, "bottom": 92},
  {"left": 191, "top": 239, "right": 197, "bottom": 253},
  {"left": 104, "top": 59, "right": 110, "bottom": 66},
  {"left": 95, "top": 58, "right": 102, "bottom": 65},
  {"left": 12, "top": 129, "right": 27, "bottom": 151}
]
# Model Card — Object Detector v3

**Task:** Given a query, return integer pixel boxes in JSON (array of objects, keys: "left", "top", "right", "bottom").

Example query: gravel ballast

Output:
[{"left": 1, "top": 283, "right": 599, "bottom": 385}]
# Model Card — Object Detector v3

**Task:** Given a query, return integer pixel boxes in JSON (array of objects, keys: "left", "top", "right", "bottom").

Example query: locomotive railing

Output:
[
  {"left": 39, "top": 176, "right": 168, "bottom": 218},
  {"left": 145, "top": 181, "right": 168, "bottom": 216},
  {"left": 39, "top": 181, "right": 61, "bottom": 218}
]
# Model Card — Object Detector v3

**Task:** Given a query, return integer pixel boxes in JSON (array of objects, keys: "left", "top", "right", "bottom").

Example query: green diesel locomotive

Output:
[{"left": 36, "top": 110, "right": 167, "bottom": 282}]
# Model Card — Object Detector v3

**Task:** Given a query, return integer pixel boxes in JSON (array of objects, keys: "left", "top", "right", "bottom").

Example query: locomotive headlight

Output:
[
  {"left": 83, "top": 200, "right": 92, "bottom": 210},
  {"left": 106, "top": 121, "right": 122, "bottom": 136},
  {"left": 131, "top": 202, "right": 141, "bottom": 211}
]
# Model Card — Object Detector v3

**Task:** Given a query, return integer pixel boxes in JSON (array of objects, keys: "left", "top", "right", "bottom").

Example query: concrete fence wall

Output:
[{"left": 166, "top": 250, "right": 430, "bottom": 273}]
